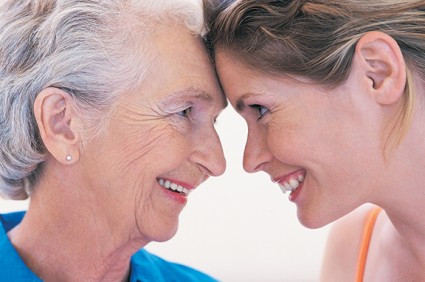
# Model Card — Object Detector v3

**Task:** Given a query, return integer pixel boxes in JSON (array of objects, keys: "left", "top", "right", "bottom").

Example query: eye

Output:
[
  {"left": 250, "top": 104, "right": 269, "bottom": 120},
  {"left": 177, "top": 107, "right": 192, "bottom": 118}
]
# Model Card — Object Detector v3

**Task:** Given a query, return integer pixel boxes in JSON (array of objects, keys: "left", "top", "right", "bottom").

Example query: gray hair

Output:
[{"left": 0, "top": 0, "right": 206, "bottom": 200}]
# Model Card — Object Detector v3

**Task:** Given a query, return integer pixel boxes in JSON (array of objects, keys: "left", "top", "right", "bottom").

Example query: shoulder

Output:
[
  {"left": 130, "top": 249, "right": 218, "bottom": 282},
  {"left": 0, "top": 212, "right": 41, "bottom": 281},
  {"left": 320, "top": 204, "right": 380, "bottom": 282},
  {"left": 0, "top": 211, "right": 25, "bottom": 233}
]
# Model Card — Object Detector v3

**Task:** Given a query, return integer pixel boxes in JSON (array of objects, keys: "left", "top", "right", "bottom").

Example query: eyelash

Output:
[
  {"left": 177, "top": 107, "right": 192, "bottom": 118},
  {"left": 250, "top": 104, "right": 269, "bottom": 120}
]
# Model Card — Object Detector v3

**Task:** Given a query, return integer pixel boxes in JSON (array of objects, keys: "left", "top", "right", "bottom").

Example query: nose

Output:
[
  {"left": 243, "top": 126, "right": 273, "bottom": 173},
  {"left": 190, "top": 126, "right": 226, "bottom": 176}
]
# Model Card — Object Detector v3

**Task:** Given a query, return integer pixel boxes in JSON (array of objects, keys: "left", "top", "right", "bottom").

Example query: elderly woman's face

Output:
[{"left": 81, "top": 25, "right": 226, "bottom": 242}]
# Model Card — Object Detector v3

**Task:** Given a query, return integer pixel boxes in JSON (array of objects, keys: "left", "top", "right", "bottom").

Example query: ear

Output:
[
  {"left": 354, "top": 31, "right": 406, "bottom": 105},
  {"left": 34, "top": 87, "right": 81, "bottom": 164}
]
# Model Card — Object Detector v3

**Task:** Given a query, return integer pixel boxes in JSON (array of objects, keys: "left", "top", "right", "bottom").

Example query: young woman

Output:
[
  {"left": 0, "top": 0, "right": 226, "bottom": 280},
  {"left": 205, "top": 0, "right": 425, "bottom": 280}
]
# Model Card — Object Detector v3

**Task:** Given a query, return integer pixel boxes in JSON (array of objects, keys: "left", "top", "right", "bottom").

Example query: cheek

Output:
[
  {"left": 109, "top": 125, "right": 188, "bottom": 202},
  {"left": 267, "top": 118, "right": 303, "bottom": 160},
  {"left": 124, "top": 124, "right": 188, "bottom": 171},
  {"left": 95, "top": 122, "right": 179, "bottom": 188},
  {"left": 167, "top": 116, "right": 190, "bottom": 134}
]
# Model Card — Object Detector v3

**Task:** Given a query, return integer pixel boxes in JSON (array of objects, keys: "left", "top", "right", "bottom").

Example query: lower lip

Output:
[
  {"left": 161, "top": 185, "right": 188, "bottom": 205},
  {"left": 289, "top": 182, "right": 304, "bottom": 203}
]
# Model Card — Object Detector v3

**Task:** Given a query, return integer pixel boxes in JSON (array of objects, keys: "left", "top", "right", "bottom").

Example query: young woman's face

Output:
[{"left": 215, "top": 52, "right": 386, "bottom": 228}]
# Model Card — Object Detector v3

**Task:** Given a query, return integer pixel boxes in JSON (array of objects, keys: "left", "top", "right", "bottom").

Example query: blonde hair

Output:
[
  {"left": 206, "top": 0, "right": 425, "bottom": 153},
  {"left": 0, "top": 0, "right": 205, "bottom": 199}
]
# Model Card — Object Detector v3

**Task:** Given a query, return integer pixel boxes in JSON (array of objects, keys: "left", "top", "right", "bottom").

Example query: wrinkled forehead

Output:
[
  {"left": 163, "top": 87, "right": 227, "bottom": 107},
  {"left": 128, "top": 23, "right": 226, "bottom": 110}
]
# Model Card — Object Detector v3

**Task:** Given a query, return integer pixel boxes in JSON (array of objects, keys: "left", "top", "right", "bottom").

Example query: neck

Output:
[
  {"left": 373, "top": 110, "right": 425, "bottom": 268},
  {"left": 379, "top": 180, "right": 425, "bottom": 267},
  {"left": 8, "top": 167, "right": 148, "bottom": 281}
]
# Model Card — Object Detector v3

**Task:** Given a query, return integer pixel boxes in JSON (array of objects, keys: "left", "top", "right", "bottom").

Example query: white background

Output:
[{"left": 0, "top": 107, "right": 331, "bottom": 281}]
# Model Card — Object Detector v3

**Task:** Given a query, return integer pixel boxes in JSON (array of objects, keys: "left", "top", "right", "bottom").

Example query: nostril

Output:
[
  {"left": 243, "top": 159, "right": 263, "bottom": 173},
  {"left": 201, "top": 157, "right": 226, "bottom": 176},
  {"left": 243, "top": 146, "right": 273, "bottom": 173},
  {"left": 197, "top": 164, "right": 214, "bottom": 176},
  {"left": 243, "top": 149, "right": 262, "bottom": 173}
]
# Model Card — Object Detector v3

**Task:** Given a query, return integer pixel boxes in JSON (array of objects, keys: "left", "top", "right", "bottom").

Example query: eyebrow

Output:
[
  {"left": 160, "top": 87, "right": 228, "bottom": 109},
  {"left": 235, "top": 93, "right": 259, "bottom": 113}
]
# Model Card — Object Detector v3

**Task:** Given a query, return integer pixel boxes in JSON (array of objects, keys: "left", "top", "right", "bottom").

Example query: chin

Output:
[
  {"left": 297, "top": 210, "right": 332, "bottom": 229},
  {"left": 151, "top": 221, "right": 180, "bottom": 243},
  {"left": 155, "top": 231, "right": 178, "bottom": 243}
]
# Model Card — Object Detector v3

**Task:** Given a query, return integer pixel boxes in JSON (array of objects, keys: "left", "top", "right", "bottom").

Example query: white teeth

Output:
[
  {"left": 279, "top": 175, "right": 305, "bottom": 194},
  {"left": 279, "top": 184, "right": 287, "bottom": 194},
  {"left": 289, "top": 179, "right": 299, "bottom": 189},
  {"left": 158, "top": 179, "right": 190, "bottom": 196}
]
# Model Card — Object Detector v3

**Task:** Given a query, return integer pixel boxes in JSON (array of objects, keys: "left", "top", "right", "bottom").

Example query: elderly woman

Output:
[
  {"left": 206, "top": 0, "right": 425, "bottom": 281},
  {"left": 0, "top": 0, "right": 226, "bottom": 281}
]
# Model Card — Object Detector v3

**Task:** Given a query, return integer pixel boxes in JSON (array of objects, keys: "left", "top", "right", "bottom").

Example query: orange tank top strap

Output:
[{"left": 355, "top": 206, "right": 383, "bottom": 282}]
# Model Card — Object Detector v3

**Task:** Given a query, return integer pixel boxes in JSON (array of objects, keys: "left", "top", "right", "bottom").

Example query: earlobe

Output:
[
  {"left": 355, "top": 31, "right": 406, "bottom": 105},
  {"left": 34, "top": 87, "right": 80, "bottom": 164}
]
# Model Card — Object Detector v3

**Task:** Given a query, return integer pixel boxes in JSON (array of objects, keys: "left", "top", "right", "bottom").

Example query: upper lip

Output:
[
  {"left": 158, "top": 178, "right": 198, "bottom": 190},
  {"left": 272, "top": 169, "right": 306, "bottom": 184}
]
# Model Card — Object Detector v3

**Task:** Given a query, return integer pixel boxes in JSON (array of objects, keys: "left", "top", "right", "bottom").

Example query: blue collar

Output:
[
  {"left": 0, "top": 211, "right": 42, "bottom": 281},
  {"left": 0, "top": 211, "right": 217, "bottom": 282}
]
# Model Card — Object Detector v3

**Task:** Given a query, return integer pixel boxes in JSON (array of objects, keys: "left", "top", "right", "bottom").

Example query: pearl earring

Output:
[{"left": 66, "top": 155, "right": 72, "bottom": 161}]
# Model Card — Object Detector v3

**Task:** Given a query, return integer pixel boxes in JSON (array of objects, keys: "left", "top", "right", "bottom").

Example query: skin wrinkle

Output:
[
  {"left": 109, "top": 85, "right": 222, "bottom": 183},
  {"left": 158, "top": 88, "right": 225, "bottom": 111},
  {"left": 0, "top": 0, "right": 229, "bottom": 280},
  {"left": 139, "top": 190, "right": 165, "bottom": 243},
  {"left": 102, "top": 119, "right": 161, "bottom": 240},
  {"left": 77, "top": 188, "right": 112, "bottom": 279},
  {"left": 75, "top": 112, "right": 154, "bottom": 278},
  {"left": 114, "top": 104, "right": 173, "bottom": 169}
]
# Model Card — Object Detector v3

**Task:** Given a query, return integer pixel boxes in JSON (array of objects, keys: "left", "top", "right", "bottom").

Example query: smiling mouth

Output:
[
  {"left": 158, "top": 179, "right": 191, "bottom": 196},
  {"left": 279, "top": 175, "right": 305, "bottom": 194}
]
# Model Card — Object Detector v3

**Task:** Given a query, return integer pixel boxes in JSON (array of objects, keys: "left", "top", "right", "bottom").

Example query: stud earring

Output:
[{"left": 66, "top": 155, "right": 72, "bottom": 161}]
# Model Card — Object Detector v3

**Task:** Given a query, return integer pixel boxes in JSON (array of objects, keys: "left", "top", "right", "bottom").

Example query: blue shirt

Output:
[{"left": 0, "top": 211, "right": 217, "bottom": 282}]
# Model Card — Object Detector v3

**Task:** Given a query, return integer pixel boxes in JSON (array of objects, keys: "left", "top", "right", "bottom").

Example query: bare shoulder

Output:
[{"left": 320, "top": 204, "right": 379, "bottom": 282}]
